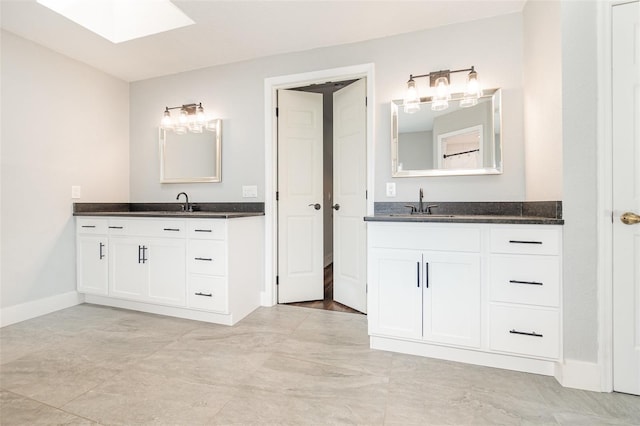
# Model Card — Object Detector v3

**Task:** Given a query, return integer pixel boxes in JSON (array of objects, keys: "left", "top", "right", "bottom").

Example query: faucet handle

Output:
[
  {"left": 404, "top": 205, "right": 417, "bottom": 214},
  {"left": 426, "top": 204, "right": 439, "bottom": 214}
]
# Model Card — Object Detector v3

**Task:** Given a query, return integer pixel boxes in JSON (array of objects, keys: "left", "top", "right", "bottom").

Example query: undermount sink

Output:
[{"left": 389, "top": 214, "right": 456, "bottom": 218}]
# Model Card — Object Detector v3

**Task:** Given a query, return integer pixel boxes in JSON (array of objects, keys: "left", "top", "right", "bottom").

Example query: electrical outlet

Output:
[
  {"left": 71, "top": 185, "right": 81, "bottom": 199},
  {"left": 242, "top": 185, "right": 258, "bottom": 198},
  {"left": 386, "top": 182, "right": 396, "bottom": 197}
]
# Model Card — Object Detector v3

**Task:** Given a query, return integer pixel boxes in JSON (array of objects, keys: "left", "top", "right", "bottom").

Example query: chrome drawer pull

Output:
[
  {"left": 194, "top": 257, "right": 213, "bottom": 261},
  {"left": 509, "top": 329, "right": 543, "bottom": 337},
  {"left": 163, "top": 228, "right": 180, "bottom": 232},
  {"left": 81, "top": 225, "right": 96, "bottom": 228},
  {"left": 509, "top": 280, "right": 543, "bottom": 286},
  {"left": 109, "top": 226, "right": 124, "bottom": 229},
  {"left": 194, "top": 229, "right": 212, "bottom": 232},
  {"left": 508, "top": 240, "right": 542, "bottom": 245},
  {"left": 195, "top": 292, "right": 212, "bottom": 297}
]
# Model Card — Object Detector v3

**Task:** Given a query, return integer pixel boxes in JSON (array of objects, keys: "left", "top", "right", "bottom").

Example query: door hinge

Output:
[
  {"left": 276, "top": 275, "right": 279, "bottom": 285},
  {"left": 611, "top": 211, "right": 614, "bottom": 223},
  {"left": 276, "top": 107, "right": 279, "bottom": 117},
  {"left": 365, "top": 97, "right": 368, "bottom": 107},
  {"left": 365, "top": 190, "right": 368, "bottom": 200},
  {"left": 276, "top": 191, "right": 279, "bottom": 201}
]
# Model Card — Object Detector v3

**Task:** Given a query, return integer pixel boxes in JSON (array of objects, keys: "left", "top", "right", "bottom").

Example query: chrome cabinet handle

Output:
[
  {"left": 332, "top": 204, "right": 340, "bottom": 211},
  {"left": 621, "top": 212, "right": 640, "bottom": 225},
  {"left": 99, "top": 242, "right": 105, "bottom": 260},
  {"left": 308, "top": 203, "right": 321, "bottom": 210}
]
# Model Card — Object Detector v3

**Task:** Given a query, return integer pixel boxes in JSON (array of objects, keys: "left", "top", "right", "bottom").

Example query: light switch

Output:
[
  {"left": 386, "top": 182, "right": 396, "bottom": 197},
  {"left": 242, "top": 185, "right": 258, "bottom": 198},
  {"left": 71, "top": 185, "right": 81, "bottom": 199}
]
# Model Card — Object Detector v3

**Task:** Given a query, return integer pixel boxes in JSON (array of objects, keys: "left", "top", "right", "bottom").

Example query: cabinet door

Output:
[
  {"left": 422, "top": 252, "right": 481, "bottom": 348},
  {"left": 368, "top": 249, "right": 422, "bottom": 339},
  {"left": 147, "top": 238, "right": 186, "bottom": 307},
  {"left": 77, "top": 235, "right": 108, "bottom": 295},
  {"left": 109, "top": 236, "right": 148, "bottom": 301}
]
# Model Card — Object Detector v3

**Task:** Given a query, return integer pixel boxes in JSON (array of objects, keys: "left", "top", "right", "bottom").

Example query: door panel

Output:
[
  {"left": 333, "top": 78, "right": 368, "bottom": 313},
  {"left": 148, "top": 238, "right": 186, "bottom": 307},
  {"left": 612, "top": 0, "right": 640, "bottom": 395},
  {"left": 109, "top": 237, "right": 147, "bottom": 301},
  {"left": 277, "top": 89, "right": 324, "bottom": 303}
]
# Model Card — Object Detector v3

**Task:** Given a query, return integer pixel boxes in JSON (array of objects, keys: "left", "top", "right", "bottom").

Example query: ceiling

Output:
[{"left": 0, "top": 0, "right": 526, "bottom": 82}]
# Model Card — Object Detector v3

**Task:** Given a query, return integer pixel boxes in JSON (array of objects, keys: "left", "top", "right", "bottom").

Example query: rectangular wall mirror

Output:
[
  {"left": 391, "top": 88, "right": 502, "bottom": 177},
  {"left": 159, "top": 119, "right": 222, "bottom": 183}
]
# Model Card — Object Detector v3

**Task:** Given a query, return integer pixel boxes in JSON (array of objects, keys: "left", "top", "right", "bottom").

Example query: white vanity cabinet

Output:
[
  {"left": 367, "top": 220, "right": 563, "bottom": 376},
  {"left": 76, "top": 215, "right": 264, "bottom": 326},
  {"left": 368, "top": 223, "right": 482, "bottom": 348},
  {"left": 76, "top": 218, "right": 109, "bottom": 296}
]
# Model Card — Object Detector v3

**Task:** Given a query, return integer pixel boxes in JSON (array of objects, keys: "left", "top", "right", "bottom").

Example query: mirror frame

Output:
[
  {"left": 391, "top": 88, "right": 502, "bottom": 177},
  {"left": 159, "top": 119, "right": 222, "bottom": 183}
]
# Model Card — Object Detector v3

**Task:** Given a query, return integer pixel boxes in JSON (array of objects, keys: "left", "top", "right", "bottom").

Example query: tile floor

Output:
[{"left": 0, "top": 303, "right": 638, "bottom": 425}]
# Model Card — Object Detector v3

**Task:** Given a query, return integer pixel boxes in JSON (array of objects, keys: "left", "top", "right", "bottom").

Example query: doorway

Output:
[
  {"left": 285, "top": 80, "right": 359, "bottom": 314},
  {"left": 276, "top": 78, "right": 367, "bottom": 314}
]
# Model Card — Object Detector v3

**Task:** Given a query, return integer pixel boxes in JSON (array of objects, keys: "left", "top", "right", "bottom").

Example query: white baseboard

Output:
[
  {"left": 556, "top": 358, "right": 603, "bottom": 392},
  {"left": 0, "top": 291, "right": 84, "bottom": 327}
]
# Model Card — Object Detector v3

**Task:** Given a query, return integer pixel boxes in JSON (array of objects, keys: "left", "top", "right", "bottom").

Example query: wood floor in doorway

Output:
[{"left": 287, "top": 264, "right": 363, "bottom": 315}]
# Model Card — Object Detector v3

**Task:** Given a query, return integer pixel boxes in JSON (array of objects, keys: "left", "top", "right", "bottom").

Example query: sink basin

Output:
[{"left": 389, "top": 214, "right": 456, "bottom": 218}]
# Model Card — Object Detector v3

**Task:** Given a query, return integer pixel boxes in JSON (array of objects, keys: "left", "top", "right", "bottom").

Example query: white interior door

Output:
[
  {"left": 277, "top": 89, "right": 324, "bottom": 303},
  {"left": 612, "top": 0, "right": 640, "bottom": 396},
  {"left": 333, "top": 79, "right": 367, "bottom": 313}
]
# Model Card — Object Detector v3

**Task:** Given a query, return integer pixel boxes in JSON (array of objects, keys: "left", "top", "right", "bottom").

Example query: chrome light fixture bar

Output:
[
  {"left": 403, "top": 66, "right": 482, "bottom": 114},
  {"left": 161, "top": 102, "right": 216, "bottom": 134}
]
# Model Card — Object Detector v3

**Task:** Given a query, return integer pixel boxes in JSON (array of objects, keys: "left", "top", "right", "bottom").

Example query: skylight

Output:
[{"left": 36, "top": 0, "right": 194, "bottom": 44}]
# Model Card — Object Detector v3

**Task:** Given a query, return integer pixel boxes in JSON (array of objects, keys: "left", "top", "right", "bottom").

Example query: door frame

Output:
[
  {"left": 262, "top": 64, "right": 375, "bottom": 306},
  {"left": 595, "top": 0, "right": 638, "bottom": 393}
]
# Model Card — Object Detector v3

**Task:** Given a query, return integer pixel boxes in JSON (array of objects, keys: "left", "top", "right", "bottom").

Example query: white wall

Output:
[
  {"left": 129, "top": 13, "right": 525, "bottom": 204},
  {"left": 560, "top": 1, "right": 599, "bottom": 363},
  {"left": 523, "top": 0, "right": 563, "bottom": 200},
  {"left": 0, "top": 31, "right": 130, "bottom": 310}
]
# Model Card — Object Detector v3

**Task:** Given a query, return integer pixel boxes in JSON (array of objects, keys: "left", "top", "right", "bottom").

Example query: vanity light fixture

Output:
[
  {"left": 161, "top": 103, "right": 215, "bottom": 134},
  {"left": 403, "top": 66, "right": 482, "bottom": 113}
]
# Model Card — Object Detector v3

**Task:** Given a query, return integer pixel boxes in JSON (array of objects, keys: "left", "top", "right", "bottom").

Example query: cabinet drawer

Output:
[
  {"left": 108, "top": 219, "right": 186, "bottom": 238},
  {"left": 188, "top": 275, "right": 228, "bottom": 313},
  {"left": 490, "top": 255, "right": 560, "bottom": 307},
  {"left": 368, "top": 223, "right": 481, "bottom": 252},
  {"left": 77, "top": 218, "right": 108, "bottom": 234},
  {"left": 489, "top": 304, "right": 560, "bottom": 359},
  {"left": 490, "top": 227, "right": 560, "bottom": 255},
  {"left": 187, "top": 220, "right": 226, "bottom": 240},
  {"left": 188, "top": 240, "right": 226, "bottom": 275}
]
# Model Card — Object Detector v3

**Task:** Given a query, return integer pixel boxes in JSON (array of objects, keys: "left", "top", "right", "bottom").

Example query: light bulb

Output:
[
  {"left": 461, "top": 68, "right": 481, "bottom": 108},
  {"left": 431, "top": 76, "right": 450, "bottom": 111},
  {"left": 403, "top": 77, "right": 420, "bottom": 114},
  {"left": 174, "top": 125, "right": 187, "bottom": 135},
  {"left": 179, "top": 108, "right": 188, "bottom": 125},
  {"left": 196, "top": 103, "right": 206, "bottom": 124},
  {"left": 161, "top": 108, "right": 173, "bottom": 129}
]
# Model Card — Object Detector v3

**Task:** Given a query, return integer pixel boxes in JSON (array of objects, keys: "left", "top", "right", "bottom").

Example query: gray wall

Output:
[
  {"left": 560, "top": 0, "right": 599, "bottom": 363},
  {"left": 0, "top": 31, "right": 130, "bottom": 308},
  {"left": 129, "top": 13, "right": 525, "bottom": 203}
]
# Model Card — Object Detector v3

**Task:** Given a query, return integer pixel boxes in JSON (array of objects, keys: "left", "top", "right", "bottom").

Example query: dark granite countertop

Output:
[
  {"left": 364, "top": 214, "right": 563, "bottom": 225},
  {"left": 73, "top": 202, "right": 264, "bottom": 219},
  {"left": 365, "top": 201, "right": 564, "bottom": 225}
]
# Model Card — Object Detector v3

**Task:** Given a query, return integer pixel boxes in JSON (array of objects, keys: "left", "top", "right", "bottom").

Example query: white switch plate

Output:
[
  {"left": 71, "top": 185, "right": 81, "bottom": 199},
  {"left": 386, "top": 182, "right": 396, "bottom": 197},
  {"left": 242, "top": 185, "right": 258, "bottom": 198}
]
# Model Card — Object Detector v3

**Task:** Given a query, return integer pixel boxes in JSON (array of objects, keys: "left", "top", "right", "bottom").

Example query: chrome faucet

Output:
[
  {"left": 176, "top": 192, "right": 191, "bottom": 212},
  {"left": 419, "top": 188, "right": 424, "bottom": 213}
]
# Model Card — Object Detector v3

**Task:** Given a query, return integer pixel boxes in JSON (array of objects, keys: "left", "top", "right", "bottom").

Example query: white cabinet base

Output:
[
  {"left": 84, "top": 294, "right": 247, "bottom": 326},
  {"left": 371, "top": 335, "right": 558, "bottom": 377}
]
